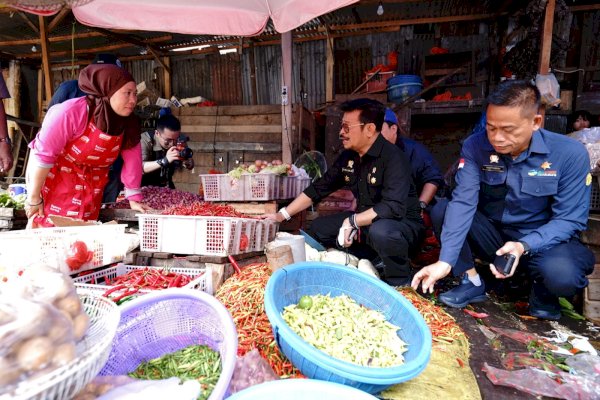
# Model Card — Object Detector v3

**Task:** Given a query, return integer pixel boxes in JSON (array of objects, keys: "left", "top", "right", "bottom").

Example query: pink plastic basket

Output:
[{"left": 244, "top": 173, "right": 279, "bottom": 201}]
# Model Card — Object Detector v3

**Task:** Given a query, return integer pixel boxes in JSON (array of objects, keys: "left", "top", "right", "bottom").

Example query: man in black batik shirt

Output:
[{"left": 264, "top": 98, "right": 424, "bottom": 286}]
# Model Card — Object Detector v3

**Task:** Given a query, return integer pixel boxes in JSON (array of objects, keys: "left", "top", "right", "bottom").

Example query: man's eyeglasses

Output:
[
  {"left": 157, "top": 131, "right": 176, "bottom": 146},
  {"left": 340, "top": 122, "right": 365, "bottom": 134}
]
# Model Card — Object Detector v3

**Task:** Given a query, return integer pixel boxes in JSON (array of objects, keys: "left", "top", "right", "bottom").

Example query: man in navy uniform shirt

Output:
[
  {"left": 381, "top": 108, "right": 443, "bottom": 211},
  {"left": 412, "top": 80, "right": 595, "bottom": 320},
  {"left": 265, "top": 98, "right": 424, "bottom": 286}
]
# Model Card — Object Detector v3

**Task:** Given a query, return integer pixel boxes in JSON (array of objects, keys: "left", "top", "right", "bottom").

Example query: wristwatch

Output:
[
  {"left": 0, "top": 136, "right": 11, "bottom": 146},
  {"left": 518, "top": 241, "right": 530, "bottom": 255},
  {"left": 156, "top": 157, "right": 169, "bottom": 167},
  {"left": 419, "top": 201, "right": 428, "bottom": 210}
]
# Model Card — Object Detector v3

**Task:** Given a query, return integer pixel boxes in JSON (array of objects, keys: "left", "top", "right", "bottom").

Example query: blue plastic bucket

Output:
[
  {"left": 387, "top": 74, "right": 423, "bottom": 103},
  {"left": 263, "top": 262, "right": 432, "bottom": 394}
]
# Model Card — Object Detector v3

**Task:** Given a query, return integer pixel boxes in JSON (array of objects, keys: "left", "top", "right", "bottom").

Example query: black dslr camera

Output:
[{"left": 176, "top": 135, "right": 193, "bottom": 160}]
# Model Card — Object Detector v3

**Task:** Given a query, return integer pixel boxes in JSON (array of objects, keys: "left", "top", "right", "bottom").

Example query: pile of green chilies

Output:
[{"left": 128, "top": 344, "right": 221, "bottom": 400}]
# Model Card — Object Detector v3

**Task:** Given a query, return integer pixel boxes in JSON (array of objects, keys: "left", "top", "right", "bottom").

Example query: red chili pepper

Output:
[{"left": 103, "top": 284, "right": 127, "bottom": 297}]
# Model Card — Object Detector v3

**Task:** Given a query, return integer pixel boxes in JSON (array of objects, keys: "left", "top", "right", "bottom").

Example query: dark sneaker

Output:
[
  {"left": 529, "top": 291, "right": 561, "bottom": 321},
  {"left": 439, "top": 280, "right": 487, "bottom": 308},
  {"left": 387, "top": 276, "right": 412, "bottom": 288}
]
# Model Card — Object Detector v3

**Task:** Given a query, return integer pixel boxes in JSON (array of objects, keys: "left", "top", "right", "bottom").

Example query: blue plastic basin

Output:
[{"left": 263, "top": 262, "right": 432, "bottom": 394}]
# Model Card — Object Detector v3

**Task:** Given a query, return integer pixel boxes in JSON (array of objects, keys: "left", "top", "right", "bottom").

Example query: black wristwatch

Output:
[
  {"left": 0, "top": 136, "right": 11, "bottom": 146},
  {"left": 518, "top": 241, "right": 530, "bottom": 255},
  {"left": 419, "top": 201, "right": 428, "bottom": 210},
  {"left": 156, "top": 157, "right": 169, "bottom": 167}
]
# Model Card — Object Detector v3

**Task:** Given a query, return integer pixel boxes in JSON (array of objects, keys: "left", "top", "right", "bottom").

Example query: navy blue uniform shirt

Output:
[
  {"left": 48, "top": 80, "right": 85, "bottom": 109},
  {"left": 304, "top": 134, "right": 422, "bottom": 222},
  {"left": 396, "top": 137, "right": 444, "bottom": 194},
  {"left": 440, "top": 128, "right": 591, "bottom": 266}
]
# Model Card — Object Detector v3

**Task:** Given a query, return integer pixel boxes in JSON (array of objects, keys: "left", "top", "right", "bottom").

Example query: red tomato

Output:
[{"left": 239, "top": 233, "right": 249, "bottom": 251}]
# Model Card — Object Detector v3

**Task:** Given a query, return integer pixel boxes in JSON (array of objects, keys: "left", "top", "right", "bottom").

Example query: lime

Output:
[{"left": 298, "top": 295, "right": 313, "bottom": 310}]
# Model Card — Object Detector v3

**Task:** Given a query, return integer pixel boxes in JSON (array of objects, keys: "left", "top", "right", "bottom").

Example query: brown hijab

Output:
[{"left": 78, "top": 64, "right": 140, "bottom": 149}]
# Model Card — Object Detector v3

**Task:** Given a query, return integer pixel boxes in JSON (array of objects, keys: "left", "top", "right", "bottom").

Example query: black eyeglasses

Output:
[{"left": 157, "top": 131, "right": 177, "bottom": 146}]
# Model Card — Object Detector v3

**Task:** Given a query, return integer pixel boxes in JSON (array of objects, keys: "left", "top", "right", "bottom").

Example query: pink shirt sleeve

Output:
[
  {"left": 29, "top": 97, "right": 88, "bottom": 167},
  {"left": 121, "top": 141, "right": 143, "bottom": 201}
]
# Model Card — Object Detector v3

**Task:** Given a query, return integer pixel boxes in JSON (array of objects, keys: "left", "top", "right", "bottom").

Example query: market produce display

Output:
[
  {"left": 0, "top": 192, "right": 26, "bottom": 210},
  {"left": 0, "top": 267, "right": 89, "bottom": 389},
  {"left": 228, "top": 159, "right": 297, "bottom": 179},
  {"left": 107, "top": 186, "right": 204, "bottom": 210},
  {"left": 161, "top": 202, "right": 250, "bottom": 218},
  {"left": 215, "top": 263, "right": 302, "bottom": 377},
  {"left": 128, "top": 344, "right": 221, "bottom": 400},
  {"left": 100, "top": 267, "right": 196, "bottom": 304},
  {"left": 397, "top": 287, "right": 466, "bottom": 344},
  {"left": 282, "top": 294, "right": 408, "bottom": 367}
]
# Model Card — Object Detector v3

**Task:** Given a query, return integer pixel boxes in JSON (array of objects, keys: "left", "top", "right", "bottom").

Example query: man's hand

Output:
[
  {"left": 337, "top": 218, "right": 356, "bottom": 248},
  {"left": 129, "top": 200, "right": 153, "bottom": 214},
  {"left": 411, "top": 261, "right": 452, "bottom": 293},
  {"left": 261, "top": 212, "right": 285, "bottom": 223},
  {"left": 0, "top": 142, "right": 13, "bottom": 173},
  {"left": 165, "top": 147, "right": 181, "bottom": 163},
  {"left": 490, "top": 241, "right": 524, "bottom": 279}
]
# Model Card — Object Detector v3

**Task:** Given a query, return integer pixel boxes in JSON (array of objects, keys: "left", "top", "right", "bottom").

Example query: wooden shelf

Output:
[{"left": 409, "top": 99, "right": 485, "bottom": 115}]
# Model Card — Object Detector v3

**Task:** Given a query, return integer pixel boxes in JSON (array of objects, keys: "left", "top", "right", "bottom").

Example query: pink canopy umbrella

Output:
[{"left": 71, "top": 0, "right": 358, "bottom": 36}]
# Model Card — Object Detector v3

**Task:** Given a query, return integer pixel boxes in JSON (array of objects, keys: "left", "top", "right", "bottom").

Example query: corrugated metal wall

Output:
[{"left": 171, "top": 55, "right": 213, "bottom": 100}]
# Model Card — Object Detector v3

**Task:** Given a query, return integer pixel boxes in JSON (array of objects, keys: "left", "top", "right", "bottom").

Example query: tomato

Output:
[
  {"left": 239, "top": 233, "right": 249, "bottom": 251},
  {"left": 298, "top": 295, "right": 313, "bottom": 310},
  {"left": 66, "top": 241, "right": 90, "bottom": 270}
]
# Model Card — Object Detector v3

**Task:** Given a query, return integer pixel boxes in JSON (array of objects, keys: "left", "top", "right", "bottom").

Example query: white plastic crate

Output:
[
  {"left": 0, "top": 224, "right": 127, "bottom": 275},
  {"left": 264, "top": 220, "right": 280, "bottom": 243},
  {"left": 279, "top": 176, "right": 298, "bottom": 199},
  {"left": 74, "top": 263, "right": 213, "bottom": 296},
  {"left": 252, "top": 221, "right": 265, "bottom": 252},
  {"left": 200, "top": 174, "right": 245, "bottom": 201},
  {"left": 138, "top": 214, "right": 252, "bottom": 256},
  {"left": 244, "top": 173, "right": 279, "bottom": 201},
  {"left": 238, "top": 218, "right": 257, "bottom": 254},
  {"left": 295, "top": 177, "right": 312, "bottom": 197}
]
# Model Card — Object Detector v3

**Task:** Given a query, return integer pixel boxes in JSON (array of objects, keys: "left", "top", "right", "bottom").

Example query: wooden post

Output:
[
  {"left": 281, "top": 31, "right": 293, "bottom": 164},
  {"left": 325, "top": 29, "right": 334, "bottom": 103},
  {"left": 248, "top": 41, "right": 258, "bottom": 105},
  {"left": 537, "top": 0, "right": 556, "bottom": 125},
  {"left": 162, "top": 56, "right": 171, "bottom": 99},
  {"left": 38, "top": 16, "right": 53, "bottom": 103},
  {"left": 5, "top": 61, "right": 21, "bottom": 179},
  {"left": 37, "top": 68, "right": 43, "bottom": 121}
]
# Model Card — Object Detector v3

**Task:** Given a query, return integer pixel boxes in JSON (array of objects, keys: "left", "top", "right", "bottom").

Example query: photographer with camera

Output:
[{"left": 141, "top": 112, "right": 194, "bottom": 189}]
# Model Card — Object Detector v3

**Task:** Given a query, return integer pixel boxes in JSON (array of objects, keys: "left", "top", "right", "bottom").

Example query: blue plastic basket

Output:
[
  {"left": 263, "top": 262, "right": 432, "bottom": 394},
  {"left": 99, "top": 289, "right": 238, "bottom": 400},
  {"left": 227, "top": 379, "right": 378, "bottom": 400}
]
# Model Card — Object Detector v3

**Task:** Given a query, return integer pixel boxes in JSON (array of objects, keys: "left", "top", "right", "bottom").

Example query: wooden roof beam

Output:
[
  {"left": 17, "top": 12, "right": 39, "bottom": 34},
  {"left": 92, "top": 27, "right": 171, "bottom": 73},
  {"left": 15, "top": 34, "right": 171, "bottom": 59},
  {"left": 0, "top": 31, "right": 105, "bottom": 47},
  {"left": 48, "top": 7, "right": 71, "bottom": 32}
]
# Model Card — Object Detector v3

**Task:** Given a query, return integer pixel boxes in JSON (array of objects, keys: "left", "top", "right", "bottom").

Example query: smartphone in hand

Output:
[{"left": 493, "top": 254, "right": 516, "bottom": 276}]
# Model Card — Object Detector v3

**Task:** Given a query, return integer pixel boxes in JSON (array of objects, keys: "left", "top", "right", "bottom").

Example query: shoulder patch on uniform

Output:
[
  {"left": 458, "top": 158, "right": 465, "bottom": 169},
  {"left": 586, "top": 173, "right": 592, "bottom": 186}
]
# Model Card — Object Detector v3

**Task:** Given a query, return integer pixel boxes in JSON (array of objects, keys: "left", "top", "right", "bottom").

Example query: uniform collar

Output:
[
  {"left": 482, "top": 129, "right": 550, "bottom": 157},
  {"left": 365, "top": 134, "right": 386, "bottom": 157}
]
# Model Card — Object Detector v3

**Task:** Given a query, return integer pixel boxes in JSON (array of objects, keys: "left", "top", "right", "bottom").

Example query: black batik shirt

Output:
[{"left": 304, "top": 134, "right": 421, "bottom": 222}]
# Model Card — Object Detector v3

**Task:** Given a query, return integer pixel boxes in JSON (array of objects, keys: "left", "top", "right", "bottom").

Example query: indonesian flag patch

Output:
[{"left": 458, "top": 158, "right": 465, "bottom": 169}]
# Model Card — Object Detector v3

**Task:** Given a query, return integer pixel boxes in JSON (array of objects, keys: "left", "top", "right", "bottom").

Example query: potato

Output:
[
  {"left": 72, "top": 313, "right": 89, "bottom": 341},
  {"left": 0, "top": 356, "right": 22, "bottom": 386},
  {"left": 47, "top": 315, "right": 72, "bottom": 342},
  {"left": 52, "top": 342, "right": 76, "bottom": 366},
  {"left": 55, "top": 294, "right": 82, "bottom": 318},
  {"left": 16, "top": 336, "right": 54, "bottom": 371}
]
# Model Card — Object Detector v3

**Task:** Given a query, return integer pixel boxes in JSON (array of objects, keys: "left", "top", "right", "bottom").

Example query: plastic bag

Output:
[
  {"left": 536, "top": 73, "right": 561, "bottom": 107},
  {"left": 228, "top": 349, "right": 279, "bottom": 394},
  {"left": 0, "top": 266, "right": 88, "bottom": 391}
]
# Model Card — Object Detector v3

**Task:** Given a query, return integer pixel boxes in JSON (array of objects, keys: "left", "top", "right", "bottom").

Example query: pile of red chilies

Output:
[
  {"left": 162, "top": 202, "right": 250, "bottom": 218},
  {"left": 215, "top": 263, "right": 303, "bottom": 378},
  {"left": 102, "top": 268, "right": 195, "bottom": 303}
]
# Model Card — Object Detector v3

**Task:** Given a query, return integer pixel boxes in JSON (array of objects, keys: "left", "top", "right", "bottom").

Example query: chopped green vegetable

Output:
[
  {"left": 128, "top": 344, "right": 221, "bottom": 400},
  {"left": 282, "top": 294, "right": 407, "bottom": 367}
]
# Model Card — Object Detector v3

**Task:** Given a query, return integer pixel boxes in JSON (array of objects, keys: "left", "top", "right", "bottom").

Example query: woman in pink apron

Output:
[{"left": 25, "top": 64, "right": 151, "bottom": 225}]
